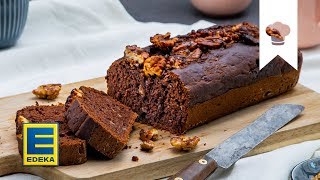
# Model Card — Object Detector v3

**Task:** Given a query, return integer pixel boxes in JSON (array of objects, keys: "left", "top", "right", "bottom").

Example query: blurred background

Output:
[{"left": 120, "top": 0, "right": 259, "bottom": 25}]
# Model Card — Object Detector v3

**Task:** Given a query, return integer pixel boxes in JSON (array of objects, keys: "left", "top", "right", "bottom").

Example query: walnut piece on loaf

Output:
[{"left": 32, "top": 84, "right": 62, "bottom": 100}]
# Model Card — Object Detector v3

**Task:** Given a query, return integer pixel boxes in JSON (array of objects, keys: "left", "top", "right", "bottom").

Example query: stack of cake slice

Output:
[{"left": 15, "top": 86, "right": 137, "bottom": 165}]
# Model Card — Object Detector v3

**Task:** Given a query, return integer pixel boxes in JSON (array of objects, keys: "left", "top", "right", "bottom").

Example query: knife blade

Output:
[{"left": 169, "top": 104, "right": 304, "bottom": 180}]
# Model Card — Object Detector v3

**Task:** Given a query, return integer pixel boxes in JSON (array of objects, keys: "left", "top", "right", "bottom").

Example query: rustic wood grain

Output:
[{"left": 0, "top": 77, "right": 319, "bottom": 179}]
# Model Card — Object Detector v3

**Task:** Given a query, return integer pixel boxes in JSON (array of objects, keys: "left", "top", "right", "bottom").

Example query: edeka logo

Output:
[{"left": 23, "top": 123, "right": 59, "bottom": 166}]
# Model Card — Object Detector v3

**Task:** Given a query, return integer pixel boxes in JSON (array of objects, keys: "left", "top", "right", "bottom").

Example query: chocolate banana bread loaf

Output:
[
  {"left": 65, "top": 86, "right": 137, "bottom": 159},
  {"left": 15, "top": 104, "right": 87, "bottom": 165},
  {"left": 106, "top": 22, "right": 303, "bottom": 134}
]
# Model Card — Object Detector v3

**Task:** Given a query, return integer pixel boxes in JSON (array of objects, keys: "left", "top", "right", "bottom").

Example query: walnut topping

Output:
[
  {"left": 18, "top": 116, "right": 30, "bottom": 123},
  {"left": 125, "top": 45, "right": 149, "bottom": 64},
  {"left": 65, "top": 88, "right": 84, "bottom": 110},
  {"left": 140, "top": 128, "right": 159, "bottom": 141},
  {"left": 167, "top": 56, "right": 183, "bottom": 69},
  {"left": 195, "top": 37, "right": 222, "bottom": 48},
  {"left": 188, "top": 48, "right": 202, "bottom": 60},
  {"left": 143, "top": 55, "right": 166, "bottom": 76},
  {"left": 140, "top": 140, "right": 155, "bottom": 151},
  {"left": 73, "top": 88, "right": 84, "bottom": 98},
  {"left": 232, "top": 23, "right": 242, "bottom": 32},
  {"left": 32, "top": 84, "right": 62, "bottom": 100},
  {"left": 172, "top": 41, "right": 197, "bottom": 52},
  {"left": 125, "top": 22, "right": 259, "bottom": 77},
  {"left": 150, "top": 32, "right": 178, "bottom": 49},
  {"left": 170, "top": 136, "right": 200, "bottom": 151}
]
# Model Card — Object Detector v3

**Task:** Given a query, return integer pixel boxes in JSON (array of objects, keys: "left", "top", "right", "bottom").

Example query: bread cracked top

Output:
[{"left": 124, "top": 22, "right": 259, "bottom": 77}]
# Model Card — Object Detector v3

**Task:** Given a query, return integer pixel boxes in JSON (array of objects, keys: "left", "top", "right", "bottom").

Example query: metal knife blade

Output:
[
  {"left": 206, "top": 104, "right": 304, "bottom": 169},
  {"left": 169, "top": 104, "right": 304, "bottom": 180}
]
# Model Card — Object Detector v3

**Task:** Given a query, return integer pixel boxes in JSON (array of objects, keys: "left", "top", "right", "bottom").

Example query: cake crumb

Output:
[
  {"left": 170, "top": 136, "right": 200, "bottom": 151},
  {"left": 132, "top": 156, "right": 139, "bottom": 162}
]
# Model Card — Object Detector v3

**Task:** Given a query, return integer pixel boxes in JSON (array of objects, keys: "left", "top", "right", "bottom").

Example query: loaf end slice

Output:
[{"left": 15, "top": 105, "right": 87, "bottom": 165}]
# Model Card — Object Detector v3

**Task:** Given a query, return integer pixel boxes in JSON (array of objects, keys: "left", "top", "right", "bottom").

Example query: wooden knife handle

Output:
[{"left": 169, "top": 157, "right": 218, "bottom": 180}]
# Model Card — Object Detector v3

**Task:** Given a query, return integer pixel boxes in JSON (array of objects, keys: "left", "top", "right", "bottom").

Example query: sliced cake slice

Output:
[
  {"left": 65, "top": 86, "right": 137, "bottom": 159},
  {"left": 15, "top": 104, "right": 87, "bottom": 166}
]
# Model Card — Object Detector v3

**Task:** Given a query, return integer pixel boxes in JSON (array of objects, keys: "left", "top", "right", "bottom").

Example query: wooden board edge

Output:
[
  {"left": 0, "top": 154, "right": 23, "bottom": 177},
  {"left": 0, "top": 154, "right": 75, "bottom": 180}
]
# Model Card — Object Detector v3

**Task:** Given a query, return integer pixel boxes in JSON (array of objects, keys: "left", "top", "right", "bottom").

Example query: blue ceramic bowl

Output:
[{"left": 0, "top": 0, "right": 29, "bottom": 48}]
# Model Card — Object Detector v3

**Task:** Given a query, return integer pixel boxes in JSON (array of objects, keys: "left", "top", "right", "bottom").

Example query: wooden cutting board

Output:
[{"left": 1, "top": 77, "right": 320, "bottom": 180}]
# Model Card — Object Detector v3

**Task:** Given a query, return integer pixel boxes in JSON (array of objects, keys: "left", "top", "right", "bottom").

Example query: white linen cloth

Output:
[{"left": 1, "top": 0, "right": 320, "bottom": 179}]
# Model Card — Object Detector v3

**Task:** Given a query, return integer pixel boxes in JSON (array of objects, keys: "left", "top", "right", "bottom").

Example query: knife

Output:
[{"left": 169, "top": 104, "right": 304, "bottom": 180}]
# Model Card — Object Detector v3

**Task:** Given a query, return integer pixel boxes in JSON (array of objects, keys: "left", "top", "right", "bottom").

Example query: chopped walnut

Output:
[
  {"left": 150, "top": 32, "right": 178, "bottom": 49},
  {"left": 17, "top": 134, "right": 23, "bottom": 139},
  {"left": 73, "top": 88, "right": 84, "bottom": 98},
  {"left": 125, "top": 22, "right": 259, "bottom": 78},
  {"left": 125, "top": 45, "right": 149, "bottom": 64},
  {"left": 140, "top": 128, "right": 159, "bottom": 141},
  {"left": 17, "top": 116, "right": 30, "bottom": 134},
  {"left": 132, "top": 156, "right": 139, "bottom": 162},
  {"left": 18, "top": 116, "right": 30, "bottom": 123},
  {"left": 65, "top": 88, "right": 84, "bottom": 110},
  {"left": 167, "top": 56, "right": 183, "bottom": 69},
  {"left": 188, "top": 48, "right": 202, "bottom": 60},
  {"left": 231, "top": 23, "right": 242, "bottom": 32},
  {"left": 143, "top": 55, "right": 166, "bottom": 76},
  {"left": 140, "top": 140, "right": 155, "bottom": 151},
  {"left": 170, "top": 136, "right": 200, "bottom": 151},
  {"left": 195, "top": 37, "right": 222, "bottom": 49},
  {"left": 172, "top": 41, "right": 197, "bottom": 52},
  {"left": 32, "top": 84, "right": 62, "bottom": 100}
]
